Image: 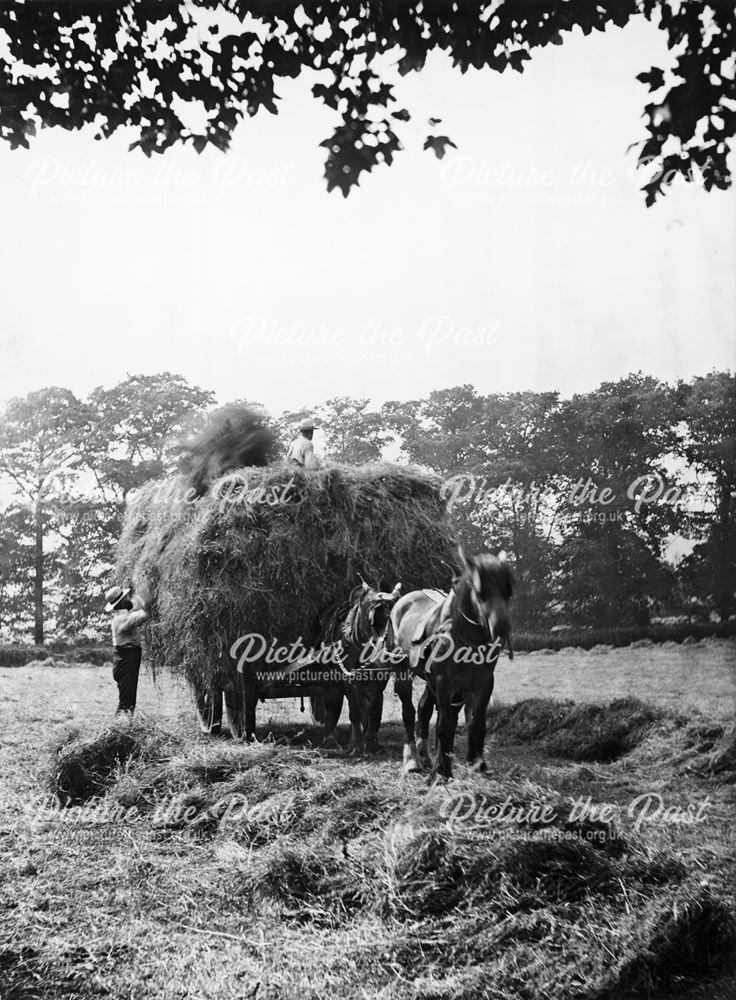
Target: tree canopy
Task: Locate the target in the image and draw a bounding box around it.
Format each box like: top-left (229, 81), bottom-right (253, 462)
top-left (0, 1), bottom-right (733, 201)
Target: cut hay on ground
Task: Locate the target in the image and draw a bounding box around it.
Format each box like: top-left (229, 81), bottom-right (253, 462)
top-left (116, 462), bottom-right (457, 688)
top-left (61, 727), bottom-right (736, 999)
top-left (486, 696), bottom-right (664, 762)
top-left (48, 718), bottom-right (182, 804)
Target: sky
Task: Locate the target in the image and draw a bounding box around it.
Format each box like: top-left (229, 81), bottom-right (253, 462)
top-left (0, 14), bottom-right (734, 419)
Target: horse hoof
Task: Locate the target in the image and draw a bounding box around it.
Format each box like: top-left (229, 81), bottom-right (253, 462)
top-left (416, 741), bottom-right (431, 769)
top-left (402, 760), bottom-right (423, 776)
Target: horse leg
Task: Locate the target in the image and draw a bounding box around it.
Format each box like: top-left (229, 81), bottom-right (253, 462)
top-left (363, 682), bottom-right (385, 753)
top-left (463, 694), bottom-right (474, 731)
top-left (223, 670), bottom-right (244, 739)
top-left (466, 676), bottom-right (495, 771)
top-left (430, 676), bottom-right (454, 781)
top-left (448, 700), bottom-right (461, 756)
top-left (194, 680), bottom-right (222, 736)
top-left (241, 669), bottom-right (258, 743)
top-left (415, 683), bottom-right (435, 770)
top-left (320, 689), bottom-right (344, 747)
top-left (346, 686), bottom-right (365, 755)
top-left (394, 674), bottom-right (420, 774)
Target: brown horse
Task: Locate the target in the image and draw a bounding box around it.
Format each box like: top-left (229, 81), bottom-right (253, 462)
top-left (309, 580), bottom-right (402, 753)
top-left (390, 549), bottom-right (514, 780)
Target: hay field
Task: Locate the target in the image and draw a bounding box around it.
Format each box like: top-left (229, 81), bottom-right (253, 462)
top-left (0, 641), bottom-right (734, 999)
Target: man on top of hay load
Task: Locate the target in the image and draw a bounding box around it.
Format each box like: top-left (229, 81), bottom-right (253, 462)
top-left (104, 585), bottom-right (148, 716)
top-left (287, 416), bottom-right (320, 469)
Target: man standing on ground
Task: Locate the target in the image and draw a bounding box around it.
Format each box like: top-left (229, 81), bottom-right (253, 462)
top-left (287, 417), bottom-right (320, 469)
top-left (104, 585), bottom-right (148, 716)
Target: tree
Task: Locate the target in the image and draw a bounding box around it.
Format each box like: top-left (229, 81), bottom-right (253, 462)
top-left (383, 385), bottom-right (489, 474)
top-left (53, 497), bottom-right (124, 639)
top-left (676, 371), bottom-right (736, 620)
top-left (385, 388), bottom-right (564, 624)
top-left (0, 2), bottom-right (732, 202)
top-left (555, 523), bottom-right (671, 628)
top-left (552, 373), bottom-right (683, 545)
top-left (550, 374), bottom-right (683, 625)
top-left (463, 392), bottom-right (563, 628)
top-left (0, 388), bottom-right (87, 643)
top-left (53, 373), bottom-right (216, 634)
top-left (316, 397), bottom-right (390, 465)
top-left (84, 373), bottom-right (216, 501)
top-left (0, 505), bottom-right (35, 639)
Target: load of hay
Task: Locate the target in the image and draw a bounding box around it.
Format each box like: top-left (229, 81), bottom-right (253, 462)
top-left (116, 457), bottom-right (457, 690)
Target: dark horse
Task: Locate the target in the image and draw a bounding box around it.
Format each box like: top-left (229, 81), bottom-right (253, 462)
top-left (390, 549), bottom-right (514, 780)
top-left (309, 580), bottom-right (402, 753)
top-left (196, 580), bottom-right (401, 743)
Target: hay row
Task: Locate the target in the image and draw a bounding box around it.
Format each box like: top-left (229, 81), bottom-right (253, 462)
top-left (486, 696), bottom-right (664, 762)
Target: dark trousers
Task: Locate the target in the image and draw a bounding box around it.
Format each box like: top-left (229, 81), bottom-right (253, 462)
top-left (113, 644), bottom-right (142, 714)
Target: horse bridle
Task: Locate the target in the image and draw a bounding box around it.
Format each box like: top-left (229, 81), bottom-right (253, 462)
top-left (448, 584), bottom-right (511, 656)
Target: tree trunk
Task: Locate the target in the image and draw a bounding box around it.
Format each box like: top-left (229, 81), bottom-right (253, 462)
top-left (34, 491), bottom-right (44, 645)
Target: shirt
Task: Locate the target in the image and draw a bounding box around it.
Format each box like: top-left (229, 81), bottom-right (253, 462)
top-left (112, 595), bottom-right (148, 647)
top-left (286, 435), bottom-right (318, 468)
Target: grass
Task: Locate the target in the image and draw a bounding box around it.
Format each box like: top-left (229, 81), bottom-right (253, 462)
top-left (0, 643), bottom-right (111, 668)
top-left (513, 620), bottom-right (736, 651)
top-left (1, 644), bottom-right (735, 999)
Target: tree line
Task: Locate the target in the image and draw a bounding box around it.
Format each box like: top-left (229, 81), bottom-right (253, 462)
top-left (0, 370), bottom-right (733, 643)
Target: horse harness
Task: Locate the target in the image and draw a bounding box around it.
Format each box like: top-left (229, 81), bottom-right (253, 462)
top-left (409, 587), bottom-right (505, 664)
top-left (336, 595), bottom-right (388, 677)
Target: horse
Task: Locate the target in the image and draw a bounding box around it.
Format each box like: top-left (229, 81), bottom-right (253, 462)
top-left (203, 580), bottom-right (401, 744)
top-left (309, 580), bottom-right (402, 753)
top-left (390, 549), bottom-right (514, 780)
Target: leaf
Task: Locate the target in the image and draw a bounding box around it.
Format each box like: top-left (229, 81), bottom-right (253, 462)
top-left (507, 49), bottom-right (531, 73)
top-left (397, 49), bottom-right (426, 75)
top-left (636, 67), bottom-right (665, 92)
top-left (423, 135), bottom-right (457, 159)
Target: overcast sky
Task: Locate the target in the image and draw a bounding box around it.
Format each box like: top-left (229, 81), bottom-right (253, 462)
top-left (1, 15), bottom-right (733, 418)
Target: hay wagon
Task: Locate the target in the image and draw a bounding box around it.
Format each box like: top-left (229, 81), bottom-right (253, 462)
top-left (117, 462), bottom-right (456, 741)
top-left (191, 639), bottom-right (349, 739)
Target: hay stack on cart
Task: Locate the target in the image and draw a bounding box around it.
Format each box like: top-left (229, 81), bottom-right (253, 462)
top-left (116, 459), bottom-right (457, 734)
